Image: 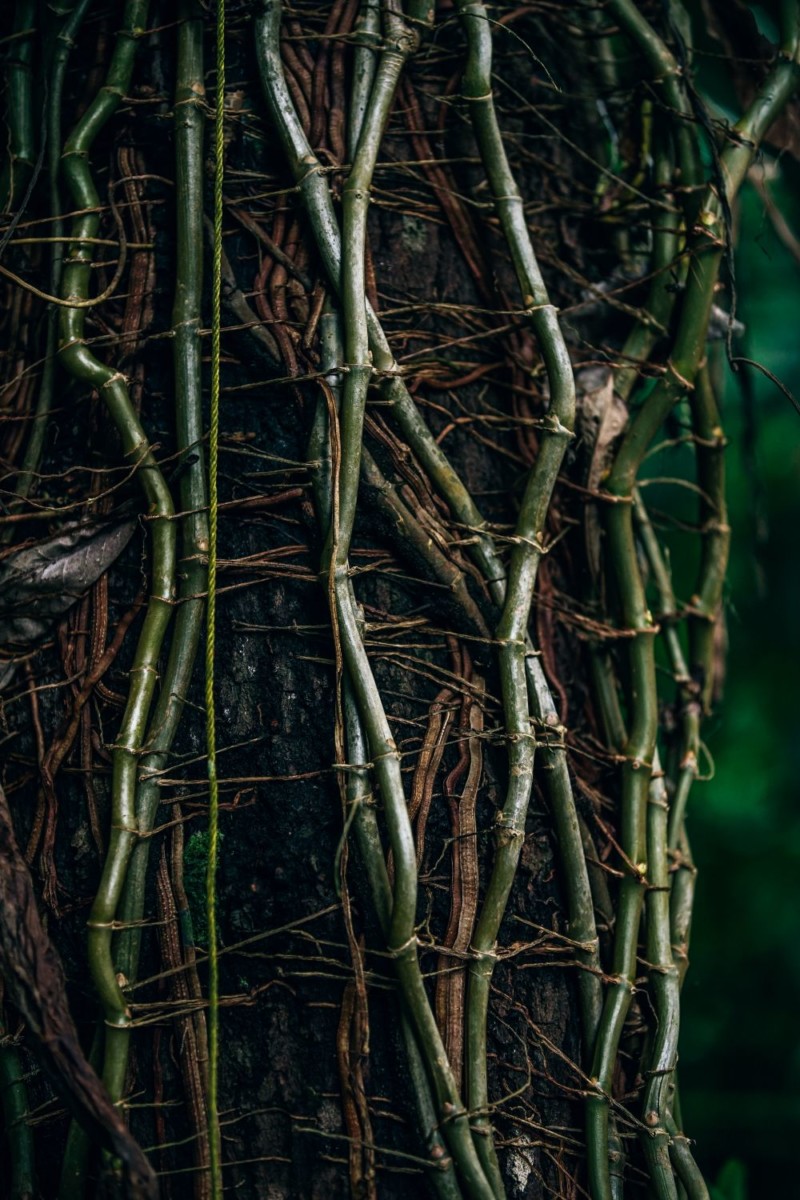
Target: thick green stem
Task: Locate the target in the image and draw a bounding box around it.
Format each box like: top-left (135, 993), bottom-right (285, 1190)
top-left (587, 448), bottom-right (657, 1200)
top-left (586, 496), bottom-right (656, 1200)
top-left (0, 1024), bottom-right (36, 1200)
top-left (688, 366), bottom-right (729, 713)
top-left (270, 5), bottom-right (495, 1193)
top-left (260, 12), bottom-right (598, 1189)
top-left (585, 647), bottom-right (629, 1200)
top-left (0, 0), bottom-right (36, 214)
top-left (254, 1), bottom-right (505, 590)
top-left (631, 484), bottom-right (710, 1200)
top-left (587, 37), bottom-right (799, 1197)
top-left (614, 149), bottom-right (680, 407)
top-left (608, 47), bottom-right (800, 502)
top-left (454, 5), bottom-right (577, 1191)
top-left (57, 0), bottom-right (176, 1103)
top-left (582, 139), bottom-right (682, 1200)
top-left (527, 657), bottom-right (603, 1053)
top-left (666, 1107), bottom-right (709, 1200)
top-left (632, 489), bottom-right (701, 860)
top-left (322, 1), bottom-right (414, 572)
top-left (604, 0), bottom-right (701, 199)
top-left (9, 0), bottom-right (93, 514)
top-left (583, 161), bottom-right (682, 1199)
top-left (58, 1025), bottom-right (104, 1199)
top-left (114, 0), bottom-right (209, 1046)
top-left (309, 304), bottom-right (491, 1200)
top-left (342, 678), bottom-right (464, 1200)
top-left (641, 759), bottom-right (680, 1200)
top-left (348, 0), bottom-right (381, 158)
top-left (632, 492), bottom-right (708, 1199)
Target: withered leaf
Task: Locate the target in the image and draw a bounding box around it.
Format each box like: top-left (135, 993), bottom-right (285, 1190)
top-left (0, 517), bottom-right (136, 649)
top-left (577, 369), bottom-right (628, 581)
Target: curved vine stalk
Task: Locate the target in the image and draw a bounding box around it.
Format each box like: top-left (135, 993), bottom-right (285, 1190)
top-left (585, 129), bottom-right (684, 1199)
top-left (348, 0), bottom-right (381, 160)
top-left (603, 0), bottom-right (701, 200)
top-left (205, 0), bottom-right (226, 1191)
top-left (259, 3), bottom-right (496, 1197)
top-left (255, 0), bottom-right (504, 591)
top-left (579, 103), bottom-right (685, 1200)
top-left (612, 149), bottom-right (681, 408)
top-left (632, 491), bottom-right (709, 1200)
top-left (526, 656), bottom-right (602, 1053)
top-left (0, 2), bottom-right (790, 1196)
top-left (0, 0), bottom-right (35, 217)
top-left (258, 7), bottom-right (600, 1193)
top-left (109, 1), bottom-right (210, 1171)
top-left (0, 1), bottom-right (42, 1144)
top-left (641, 756), bottom-right (681, 1199)
top-left (57, 9), bottom-right (209, 1189)
top-left (688, 365), bottom-right (730, 717)
top-left (57, 0), bottom-right (176, 1110)
top-left (343, 683), bottom-right (466, 1200)
top-left (8, 0), bottom-right (93, 517)
top-left (587, 433), bottom-right (656, 1200)
top-left (258, 0), bottom-right (798, 1188)
top-left (587, 7), bottom-right (800, 1195)
top-left (115, 0), bottom-right (209, 990)
top-left (312, 307), bottom-right (464, 1200)
top-left (0, 1019), bottom-right (35, 1200)
top-left (452, 5), bottom-right (581, 1191)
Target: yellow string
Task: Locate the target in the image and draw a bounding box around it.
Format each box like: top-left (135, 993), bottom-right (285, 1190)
top-left (206, 0), bottom-right (224, 1195)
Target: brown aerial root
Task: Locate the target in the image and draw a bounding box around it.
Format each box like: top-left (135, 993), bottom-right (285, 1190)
top-left (0, 782), bottom-right (157, 1200)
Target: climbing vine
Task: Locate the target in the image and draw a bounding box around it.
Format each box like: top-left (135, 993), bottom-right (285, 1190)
top-left (0, 1), bottom-right (797, 1198)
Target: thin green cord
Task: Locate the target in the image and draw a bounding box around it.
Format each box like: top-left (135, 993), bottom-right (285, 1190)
top-left (206, 0), bottom-right (225, 1195)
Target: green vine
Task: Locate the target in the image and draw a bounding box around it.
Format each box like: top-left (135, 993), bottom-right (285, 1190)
top-left (0, 2), bottom-right (796, 1196)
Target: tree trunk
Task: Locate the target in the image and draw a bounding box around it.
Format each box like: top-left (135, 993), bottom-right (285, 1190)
top-left (0, 2), bottom-right (796, 1198)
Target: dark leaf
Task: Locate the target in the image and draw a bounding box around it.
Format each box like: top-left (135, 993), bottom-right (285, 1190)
top-left (0, 517), bottom-right (136, 648)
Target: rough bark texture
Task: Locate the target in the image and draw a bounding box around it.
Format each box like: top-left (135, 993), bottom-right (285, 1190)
top-left (3, 0), bottom-right (790, 1196)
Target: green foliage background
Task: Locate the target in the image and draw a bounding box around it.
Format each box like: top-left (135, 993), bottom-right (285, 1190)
top-left (678, 159), bottom-right (800, 1191)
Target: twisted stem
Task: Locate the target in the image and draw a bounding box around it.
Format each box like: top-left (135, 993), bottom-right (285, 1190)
top-left (57, 0), bottom-right (176, 1110)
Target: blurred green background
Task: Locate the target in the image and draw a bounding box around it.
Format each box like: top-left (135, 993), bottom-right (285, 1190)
top-left (675, 156), bottom-right (800, 1194)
